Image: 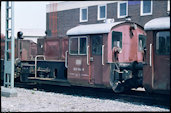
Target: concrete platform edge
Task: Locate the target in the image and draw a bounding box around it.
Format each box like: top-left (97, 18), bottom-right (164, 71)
top-left (1, 86), bottom-right (17, 97)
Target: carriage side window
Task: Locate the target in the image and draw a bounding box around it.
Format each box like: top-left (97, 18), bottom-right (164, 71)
top-left (91, 35), bottom-right (103, 55)
top-left (112, 31), bottom-right (122, 49)
top-left (69, 37), bottom-right (87, 55)
top-left (156, 31), bottom-right (170, 55)
top-left (138, 34), bottom-right (146, 51)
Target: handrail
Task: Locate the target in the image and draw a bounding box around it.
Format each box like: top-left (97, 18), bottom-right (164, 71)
top-left (102, 45), bottom-right (104, 65)
top-left (87, 45), bottom-right (89, 65)
top-left (35, 55), bottom-right (45, 78)
top-left (65, 51), bottom-right (68, 68)
top-left (150, 44), bottom-right (152, 67)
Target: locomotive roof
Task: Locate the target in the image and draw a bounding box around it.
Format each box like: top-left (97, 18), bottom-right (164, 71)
top-left (66, 21), bottom-right (125, 35)
top-left (144, 17), bottom-right (170, 31)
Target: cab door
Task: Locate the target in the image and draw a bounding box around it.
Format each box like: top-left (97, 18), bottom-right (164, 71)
top-left (90, 35), bottom-right (103, 85)
top-left (68, 36), bottom-right (89, 85)
top-left (153, 31), bottom-right (170, 90)
top-left (143, 31), bottom-right (154, 90)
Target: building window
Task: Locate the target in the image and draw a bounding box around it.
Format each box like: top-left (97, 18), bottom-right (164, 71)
top-left (98, 4), bottom-right (107, 20)
top-left (69, 36), bottom-right (88, 55)
top-left (141, 0), bottom-right (153, 16)
top-left (80, 7), bottom-right (88, 22)
top-left (138, 34), bottom-right (146, 51)
top-left (168, 0), bottom-right (170, 12)
top-left (156, 31), bottom-right (170, 55)
top-left (118, 1), bottom-right (128, 18)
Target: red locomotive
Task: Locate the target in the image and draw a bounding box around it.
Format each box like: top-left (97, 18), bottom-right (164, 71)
top-left (66, 19), bottom-right (146, 93)
top-left (143, 16), bottom-right (170, 94)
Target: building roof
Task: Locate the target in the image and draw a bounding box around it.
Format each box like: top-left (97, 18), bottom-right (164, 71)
top-left (66, 21), bottom-right (125, 35)
top-left (144, 17), bottom-right (170, 30)
top-left (46, 1), bottom-right (117, 13)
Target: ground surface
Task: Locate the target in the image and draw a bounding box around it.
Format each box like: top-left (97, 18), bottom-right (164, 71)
top-left (1, 87), bottom-right (170, 112)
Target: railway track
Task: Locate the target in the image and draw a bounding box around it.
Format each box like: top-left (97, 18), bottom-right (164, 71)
top-left (14, 82), bottom-right (170, 109)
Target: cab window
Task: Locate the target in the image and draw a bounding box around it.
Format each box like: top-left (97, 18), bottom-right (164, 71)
top-left (112, 31), bottom-right (122, 49)
top-left (156, 31), bottom-right (170, 55)
top-left (69, 36), bottom-right (87, 55)
top-left (91, 35), bottom-right (103, 55)
top-left (80, 38), bottom-right (87, 54)
top-left (138, 34), bottom-right (146, 51)
top-left (69, 38), bottom-right (78, 54)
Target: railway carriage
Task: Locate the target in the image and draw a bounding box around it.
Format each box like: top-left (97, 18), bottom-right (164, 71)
top-left (143, 17), bottom-right (170, 94)
top-left (0, 34), bottom-right (37, 61)
top-left (1, 34), bottom-right (37, 82)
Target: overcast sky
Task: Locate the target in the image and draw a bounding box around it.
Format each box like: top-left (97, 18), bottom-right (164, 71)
top-left (1, 1), bottom-right (49, 37)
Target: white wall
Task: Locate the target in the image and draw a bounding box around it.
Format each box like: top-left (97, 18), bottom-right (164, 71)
top-left (46, 1), bottom-right (118, 13)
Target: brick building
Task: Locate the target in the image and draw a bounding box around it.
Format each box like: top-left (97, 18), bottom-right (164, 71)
top-left (46, 0), bottom-right (170, 38)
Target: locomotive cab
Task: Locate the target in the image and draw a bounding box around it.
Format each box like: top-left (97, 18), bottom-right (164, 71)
top-left (143, 17), bottom-right (170, 94)
top-left (66, 19), bottom-right (146, 93)
top-left (108, 22), bottom-right (146, 93)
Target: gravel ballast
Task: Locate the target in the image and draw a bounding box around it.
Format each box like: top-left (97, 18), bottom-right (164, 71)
top-left (1, 87), bottom-right (170, 112)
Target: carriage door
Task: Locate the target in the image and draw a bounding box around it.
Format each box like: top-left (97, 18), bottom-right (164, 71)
top-left (90, 35), bottom-right (103, 85)
top-left (154, 31), bottom-right (170, 90)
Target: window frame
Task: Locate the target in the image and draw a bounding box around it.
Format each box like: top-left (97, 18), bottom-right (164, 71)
top-left (111, 31), bottom-right (123, 52)
top-left (91, 34), bottom-right (103, 55)
top-left (138, 34), bottom-right (146, 52)
top-left (155, 31), bottom-right (170, 55)
top-left (69, 36), bottom-right (88, 55)
top-left (140, 0), bottom-right (153, 16)
top-left (80, 7), bottom-right (88, 22)
top-left (168, 0), bottom-right (170, 12)
top-left (117, 1), bottom-right (128, 19)
top-left (97, 4), bottom-right (107, 21)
